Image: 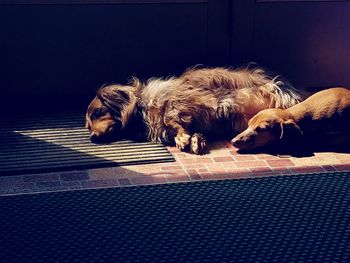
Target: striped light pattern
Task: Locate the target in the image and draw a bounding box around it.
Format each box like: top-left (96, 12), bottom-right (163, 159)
top-left (0, 113), bottom-right (174, 175)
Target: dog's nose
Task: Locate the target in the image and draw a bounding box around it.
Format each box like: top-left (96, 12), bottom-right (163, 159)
top-left (90, 132), bottom-right (98, 143)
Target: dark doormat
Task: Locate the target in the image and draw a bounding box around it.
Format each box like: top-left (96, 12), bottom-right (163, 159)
top-left (0, 113), bottom-right (174, 176)
top-left (1, 172), bottom-right (349, 262)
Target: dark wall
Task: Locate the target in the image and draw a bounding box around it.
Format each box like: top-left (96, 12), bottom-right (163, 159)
top-left (0, 2), bottom-right (217, 113)
top-left (2, 1), bottom-right (350, 114)
top-left (232, 0), bottom-right (350, 88)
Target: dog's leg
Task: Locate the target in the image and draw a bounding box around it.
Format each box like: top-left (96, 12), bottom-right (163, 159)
top-left (190, 133), bottom-right (206, 155)
top-left (164, 106), bottom-right (193, 150)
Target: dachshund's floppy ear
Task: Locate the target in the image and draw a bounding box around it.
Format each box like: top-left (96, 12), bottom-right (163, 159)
top-left (98, 85), bottom-right (138, 128)
top-left (280, 119), bottom-right (303, 140)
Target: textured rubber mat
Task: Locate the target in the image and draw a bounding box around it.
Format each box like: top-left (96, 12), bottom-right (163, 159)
top-left (1, 172), bottom-right (350, 262)
top-left (0, 113), bottom-right (174, 175)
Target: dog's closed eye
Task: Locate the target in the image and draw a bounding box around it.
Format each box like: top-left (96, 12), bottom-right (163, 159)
top-left (255, 126), bottom-right (263, 132)
top-left (90, 108), bottom-right (108, 120)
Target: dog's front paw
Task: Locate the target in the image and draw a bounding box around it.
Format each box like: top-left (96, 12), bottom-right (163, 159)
top-left (175, 133), bottom-right (191, 150)
top-left (190, 133), bottom-right (206, 155)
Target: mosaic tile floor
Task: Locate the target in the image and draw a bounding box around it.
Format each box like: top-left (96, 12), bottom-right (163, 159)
top-left (1, 141), bottom-right (350, 195)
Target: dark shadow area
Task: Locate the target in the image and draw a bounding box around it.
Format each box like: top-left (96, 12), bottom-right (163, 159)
top-left (0, 3), bottom-right (212, 115)
top-left (237, 138), bottom-right (350, 158)
top-left (0, 113), bottom-right (174, 176)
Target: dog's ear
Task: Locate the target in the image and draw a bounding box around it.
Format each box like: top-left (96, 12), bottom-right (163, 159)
top-left (98, 86), bottom-right (129, 115)
top-left (280, 119), bottom-right (303, 140)
top-left (98, 85), bottom-right (137, 128)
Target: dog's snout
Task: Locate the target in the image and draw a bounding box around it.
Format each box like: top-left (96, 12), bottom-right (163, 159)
top-left (90, 132), bottom-right (98, 143)
top-left (231, 137), bottom-right (243, 148)
top-left (231, 131), bottom-right (255, 149)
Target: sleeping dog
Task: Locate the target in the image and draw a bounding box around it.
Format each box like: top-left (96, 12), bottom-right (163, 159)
top-left (86, 66), bottom-right (305, 154)
top-left (231, 87), bottom-right (350, 151)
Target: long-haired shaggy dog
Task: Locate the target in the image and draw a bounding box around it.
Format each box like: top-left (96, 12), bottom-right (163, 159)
top-left (86, 66), bottom-right (306, 154)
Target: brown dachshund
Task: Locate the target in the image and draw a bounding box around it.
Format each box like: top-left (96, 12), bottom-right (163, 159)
top-left (86, 66), bottom-right (306, 153)
top-left (231, 87), bottom-right (350, 150)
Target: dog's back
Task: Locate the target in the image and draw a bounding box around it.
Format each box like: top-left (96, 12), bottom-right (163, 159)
top-left (140, 66), bottom-right (306, 144)
top-left (180, 67), bottom-right (304, 133)
top-left (288, 87), bottom-right (350, 133)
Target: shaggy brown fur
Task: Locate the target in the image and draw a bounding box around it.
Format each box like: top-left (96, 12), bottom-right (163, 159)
top-left (231, 87), bottom-right (350, 150)
top-left (86, 66), bottom-right (306, 153)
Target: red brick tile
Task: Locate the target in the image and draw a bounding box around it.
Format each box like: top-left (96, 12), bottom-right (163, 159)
top-left (166, 174), bottom-right (190, 183)
top-left (231, 155), bottom-right (257, 161)
top-left (267, 159), bottom-right (295, 168)
top-left (175, 153), bottom-right (190, 159)
top-left (336, 154), bottom-right (350, 161)
top-left (131, 176), bottom-right (167, 185)
top-left (118, 178), bottom-right (132, 186)
top-left (23, 173), bottom-right (59, 183)
top-left (250, 167), bottom-right (275, 175)
top-left (290, 166), bottom-right (325, 174)
top-left (221, 163), bottom-right (237, 171)
top-left (213, 157), bottom-right (234, 163)
top-left (190, 174), bottom-right (202, 181)
top-left (235, 161), bottom-right (268, 168)
top-left (226, 168), bottom-right (251, 178)
top-left (186, 169), bottom-right (202, 180)
top-left (113, 168), bottom-right (142, 178)
top-left (184, 164), bottom-right (206, 169)
top-left (333, 164), bottom-right (350, 171)
top-left (180, 158), bottom-right (213, 165)
top-left (186, 169), bottom-right (197, 175)
top-left (272, 167), bottom-right (292, 175)
top-left (256, 154), bottom-right (279, 160)
top-left (207, 166), bottom-right (226, 174)
top-left (81, 179), bottom-right (119, 189)
top-left (141, 171), bottom-right (179, 177)
top-left (60, 171), bottom-right (89, 181)
top-left (161, 165), bottom-right (183, 171)
top-left (197, 168), bottom-right (209, 173)
top-left (88, 168), bottom-right (116, 181)
top-left (184, 164), bottom-right (201, 172)
top-left (200, 172), bottom-right (228, 180)
top-left (322, 165), bottom-right (337, 172)
top-left (167, 147), bottom-right (181, 153)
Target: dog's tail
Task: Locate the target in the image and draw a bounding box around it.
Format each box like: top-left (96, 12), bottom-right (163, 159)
top-left (245, 63), bottom-right (309, 108)
top-left (261, 76), bottom-right (307, 109)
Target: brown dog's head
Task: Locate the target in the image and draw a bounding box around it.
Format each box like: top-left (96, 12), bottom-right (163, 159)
top-left (231, 108), bottom-right (303, 150)
top-left (85, 79), bottom-right (142, 143)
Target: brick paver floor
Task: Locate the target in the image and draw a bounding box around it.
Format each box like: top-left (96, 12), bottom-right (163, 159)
top-left (1, 141), bottom-right (350, 195)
